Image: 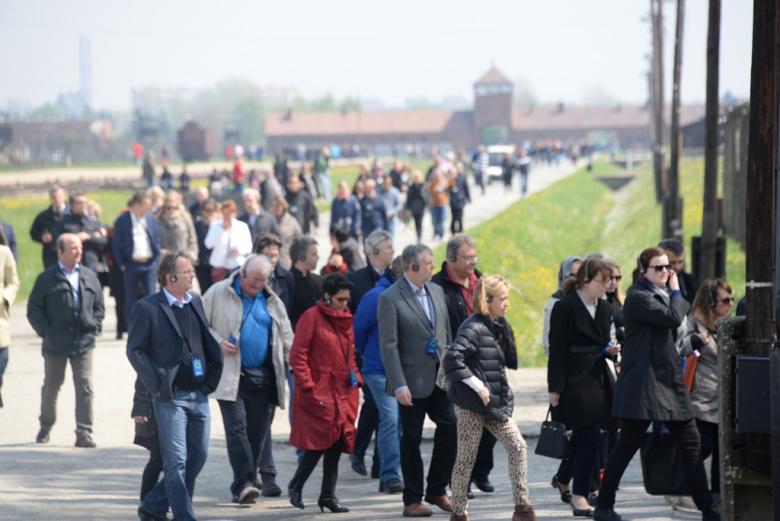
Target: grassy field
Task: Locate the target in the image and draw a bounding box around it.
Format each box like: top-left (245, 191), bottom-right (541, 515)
top-left (433, 158), bottom-right (746, 367)
top-left (1, 190), bottom-right (132, 301)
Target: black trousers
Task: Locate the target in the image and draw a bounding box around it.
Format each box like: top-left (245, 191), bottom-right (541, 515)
top-left (470, 429), bottom-right (496, 482)
top-left (217, 382), bottom-right (275, 497)
top-left (353, 384), bottom-right (379, 474)
top-left (399, 386), bottom-right (456, 506)
top-left (450, 208), bottom-right (464, 235)
top-left (288, 439), bottom-right (343, 499)
top-left (140, 436), bottom-right (164, 500)
top-left (571, 426), bottom-right (601, 496)
top-left (597, 418), bottom-right (713, 511)
top-left (696, 419), bottom-right (720, 495)
top-left (412, 212), bottom-right (424, 242)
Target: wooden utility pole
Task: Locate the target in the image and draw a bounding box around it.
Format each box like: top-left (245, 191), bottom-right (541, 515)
top-left (700, 0), bottom-right (721, 280)
top-left (650, 0), bottom-right (666, 205)
top-left (744, 0), bottom-right (780, 518)
top-left (667, 0), bottom-right (685, 241)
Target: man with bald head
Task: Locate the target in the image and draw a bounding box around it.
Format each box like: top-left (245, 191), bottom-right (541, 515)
top-left (27, 233), bottom-right (105, 447)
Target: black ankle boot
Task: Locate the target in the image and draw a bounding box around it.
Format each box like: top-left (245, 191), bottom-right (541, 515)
top-left (702, 504), bottom-right (721, 521)
top-left (318, 497), bottom-right (349, 513)
top-left (288, 487), bottom-right (304, 509)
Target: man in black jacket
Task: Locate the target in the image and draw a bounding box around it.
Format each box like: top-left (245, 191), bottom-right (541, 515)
top-left (347, 229), bottom-right (394, 314)
top-left (29, 185), bottom-right (69, 269)
top-left (127, 252), bottom-right (223, 521)
top-left (52, 192), bottom-right (108, 273)
top-left (27, 233), bottom-right (105, 448)
top-left (360, 179), bottom-right (388, 239)
top-left (285, 175), bottom-right (319, 236)
top-left (431, 234), bottom-right (496, 494)
top-left (658, 238), bottom-right (699, 305)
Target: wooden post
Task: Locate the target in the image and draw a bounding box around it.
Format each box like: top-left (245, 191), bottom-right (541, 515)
top-left (700, 0), bottom-right (721, 280)
top-left (668, 0), bottom-right (685, 240)
top-left (650, 0), bottom-right (666, 206)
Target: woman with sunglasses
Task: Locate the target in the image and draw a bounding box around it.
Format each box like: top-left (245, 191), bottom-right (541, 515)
top-left (548, 256), bottom-right (616, 517)
top-left (676, 279), bottom-right (733, 505)
top-left (593, 247), bottom-right (720, 521)
top-left (288, 273), bottom-right (360, 513)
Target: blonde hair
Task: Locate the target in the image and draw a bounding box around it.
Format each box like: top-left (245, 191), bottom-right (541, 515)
top-left (473, 275), bottom-right (509, 316)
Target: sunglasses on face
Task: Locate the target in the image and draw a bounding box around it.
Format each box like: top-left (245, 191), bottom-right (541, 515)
top-left (718, 297), bottom-right (734, 305)
top-left (609, 275), bottom-right (623, 282)
top-left (648, 264), bottom-right (672, 273)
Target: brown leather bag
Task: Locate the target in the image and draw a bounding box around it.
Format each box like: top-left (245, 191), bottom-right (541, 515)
top-left (683, 353), bottom-right (698, 392)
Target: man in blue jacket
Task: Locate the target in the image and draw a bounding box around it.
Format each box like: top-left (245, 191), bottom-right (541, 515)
top-left (353, 256), bottom-right (404, 494)
top-left (127, 252), bottom-right (223, 521)
top-left (112, 191), bottom-right (161, 325)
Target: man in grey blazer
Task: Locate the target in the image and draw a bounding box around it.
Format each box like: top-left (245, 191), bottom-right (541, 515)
top-left (378, 244), bottom-right (456, 518)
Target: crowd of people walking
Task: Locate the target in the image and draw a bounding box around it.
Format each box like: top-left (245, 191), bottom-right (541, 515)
top-left (0, 151), bottom-right (732, 521)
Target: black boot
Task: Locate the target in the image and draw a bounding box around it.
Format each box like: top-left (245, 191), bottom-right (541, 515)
top-left (318, 497), bottom-right (349, 513)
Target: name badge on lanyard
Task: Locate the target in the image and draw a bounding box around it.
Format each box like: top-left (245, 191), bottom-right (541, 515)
top-left (425, 336), bottom-right (439, 358)
top-left (192, 357), bottom-right (205, 378)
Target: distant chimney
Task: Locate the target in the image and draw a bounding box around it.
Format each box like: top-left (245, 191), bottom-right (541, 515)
top-left (614, 103), bottom-right (622, 112)
top-left (556, 102), bottom-right (564, 113)
top-left (283, 108), bottom-right (293, 121)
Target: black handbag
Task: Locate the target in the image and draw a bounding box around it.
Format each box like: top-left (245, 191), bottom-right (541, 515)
top-left (534, 406), bottom-right (571, 459)
top-left (640, 429), bottom-right (692, 495)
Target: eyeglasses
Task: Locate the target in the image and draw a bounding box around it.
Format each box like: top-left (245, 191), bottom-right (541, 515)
top-left (648, 264), bottom-right (672, 273)
top-left (609, 275), bottom-right (623, 282)
top-left (718, 297), bottom-right (734, 305)
top-left (164, 206), bottom-right (179, 211)
top-left (459, 255), bottom-right (478, 263)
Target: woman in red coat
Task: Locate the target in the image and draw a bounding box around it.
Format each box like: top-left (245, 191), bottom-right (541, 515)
top-left (288, 273), bottom-right (361, 513)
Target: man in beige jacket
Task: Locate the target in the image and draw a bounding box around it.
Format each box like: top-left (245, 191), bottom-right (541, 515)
top-left (0, 243), bottom-right (19, 407)
top-left (202, 254), bottom-right (293, 503)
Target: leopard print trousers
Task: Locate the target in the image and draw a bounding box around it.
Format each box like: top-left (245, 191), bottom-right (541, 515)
top-left (451, 405), bottom-right (530, 515)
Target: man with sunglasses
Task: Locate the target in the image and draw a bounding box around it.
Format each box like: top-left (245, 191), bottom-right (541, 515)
top-left (658, 238), bottom-right (699, 305)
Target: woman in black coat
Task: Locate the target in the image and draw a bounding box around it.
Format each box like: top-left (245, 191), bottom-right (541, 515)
top-left (593, 247), bottom-right (719, 521)
top-left (548, 257), bottom-right (616, 517)
top-left (444, 275), bottom-right (537, 521)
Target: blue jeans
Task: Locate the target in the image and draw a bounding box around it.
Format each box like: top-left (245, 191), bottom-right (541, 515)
top-left (518, 168), bottom-right (528, 195)
top-left (316, 172), bottom-right (332, 200)
top-left (143, 389), bottom-right (210, 521)
top-left (364, 373), bottom-right (401, 482)
top-left (431, 206), bottom-right (446, 239)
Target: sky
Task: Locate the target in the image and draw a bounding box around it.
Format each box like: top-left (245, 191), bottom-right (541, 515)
top-left (0, 0), bottom-right (753, 111)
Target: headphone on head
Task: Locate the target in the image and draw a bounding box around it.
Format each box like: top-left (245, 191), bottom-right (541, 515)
top-left (170, 274), bottom-right (178, 283)
top-left (412, 263), bottom-right (420, 272)
top-left (582, 257), bottom-right (592, 283)
top-left (637, 256), bottom-right (647, 274)
top-left (240, 254), bottom-right (256, 278)
top-left (705, 280), bottom-right (718, 308)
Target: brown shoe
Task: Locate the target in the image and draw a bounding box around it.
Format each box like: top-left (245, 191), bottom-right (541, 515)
top-left (512, 504), bottom-right (538, 521)
top-left (424, 493), bottom-right (453, 512)
top-left (403, 502), bottom-right (433, 517)
top-left (450, 513), bottom-right (469, 521)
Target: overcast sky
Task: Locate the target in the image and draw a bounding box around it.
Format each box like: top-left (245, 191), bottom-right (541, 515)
top-left (0, 0), bottom-right (753, 111)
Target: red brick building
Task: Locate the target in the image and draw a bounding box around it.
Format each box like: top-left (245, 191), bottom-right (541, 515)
top-left (265, 66), bottom-right (705, 156)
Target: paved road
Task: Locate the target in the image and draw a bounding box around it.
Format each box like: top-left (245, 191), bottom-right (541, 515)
top-left (0, 161), bottom-right (695, 520)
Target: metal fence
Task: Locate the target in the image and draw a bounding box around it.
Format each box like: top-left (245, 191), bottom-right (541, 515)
top-left (1, 139), bottom-right (136, 168)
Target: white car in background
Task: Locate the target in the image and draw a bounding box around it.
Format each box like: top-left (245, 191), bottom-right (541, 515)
top-left (486, 144), bottom-right (515, 184)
